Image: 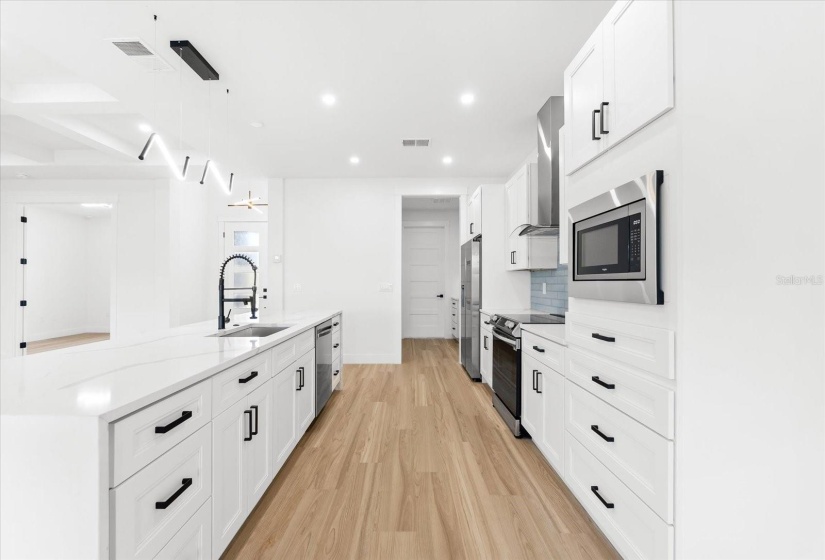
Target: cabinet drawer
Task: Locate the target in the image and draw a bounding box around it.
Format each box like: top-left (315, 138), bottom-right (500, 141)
top-left (332, 329), bottom-right (341, 359)
top-left (332, 357), bottom-right (342, 390)
top-left (565, 435), bottom-right (673, 560)
top-left (480, 312), bottom-right (492, 329)
top-left (565, 381), bottom-right (673, 522)
top-left (112, 425), bottom-right (212, 560)
top-left (153, 498), bottom-right (211, 559)
top-left (452, 325), bottom-right (458, 339)
top-left (272, 329), bottom-right (315, 374)
top-left (522, 331), bottom-right (564, 373)
top-left (212, 352), bottom-right (269, 416)
top-left (566, 348), bottom-right (673, 438)
top-left (112, 381), bottom-right (211, 487)
top-left (331, 315), bottom-right (342, 333)
top-left (566, 312), bottom-right (674, 379)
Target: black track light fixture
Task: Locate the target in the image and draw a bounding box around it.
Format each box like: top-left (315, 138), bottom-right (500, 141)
top-left (228, 173), bottom-right (234, 193)
top-left (181, 156), bottom-right (190, 179)
top-left (200, 160), bottom-right (211, 185)
top-left (138, 133), bottom-right (157, 160)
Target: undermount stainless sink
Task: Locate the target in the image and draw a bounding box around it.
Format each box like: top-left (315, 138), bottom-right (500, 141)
top-left (212, 324), bottom-right (293, 338)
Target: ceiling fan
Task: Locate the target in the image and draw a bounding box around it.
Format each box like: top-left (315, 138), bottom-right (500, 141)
top-left (228, 190), bottom-right (268, 213)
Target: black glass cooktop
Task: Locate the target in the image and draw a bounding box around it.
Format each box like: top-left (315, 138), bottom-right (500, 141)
top-left (498, 313), bottom-right (565, 325)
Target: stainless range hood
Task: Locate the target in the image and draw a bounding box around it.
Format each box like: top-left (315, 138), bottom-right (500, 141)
top-left (518, 95), bottom-right (564, 237)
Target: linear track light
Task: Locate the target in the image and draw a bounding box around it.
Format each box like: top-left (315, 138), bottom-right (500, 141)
top-left (228, 173), bottom-right (234, 193)
top-left (200, 160), bottom-right (211, 185)
top-left (182, 156), bottom-right (190, 179)
top-left (138, 133), bottom-right (157, 160)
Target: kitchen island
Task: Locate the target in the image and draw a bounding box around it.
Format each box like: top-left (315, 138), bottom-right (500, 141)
top-left (0, 310), bottom-right (343, 560)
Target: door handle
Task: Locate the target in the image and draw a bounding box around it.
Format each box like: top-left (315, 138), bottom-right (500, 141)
top-left (251, 405), bottom-right (259, 436)
top-left (532, 345), bottom-right (545, 353)
top-left (334, 343), bottom-right (340, 348)
top-left (532, 369), bottom-right (537, 392)
top-left (155, 478), bottom-right (193, 509)
top-left (592, 109), bottom-right (601, 141)
top-left (298, 366), bottom-right (305, 388)
top-left (591, 424), bottom-right (614, 442)
top-left (591, 486), bottom-right (614, 509)
top-left (238, 370), bottom-right (258, 384)
top-left (536, 370), bottom-right (542, 394)
top-left (334, 369), bottom-right (340, 376)
top-left (244, 409), bottom-right (253, 441)
top-left (155, 410), bottom-right (193, 434)
top-left (296, 368), bottom-right (302, 391)
top-left (483, 335), bottom-right (488, 350)
top-left (591, 333), bottom-right (615, 343)
top-left (436, 294), bottom-right (444, 298)
top-left (470, 223), bottom-right (474, 234)
top-left (599, 102), bottom-right (609, 134)
top-left (591, 376), bottom-right (616, 390)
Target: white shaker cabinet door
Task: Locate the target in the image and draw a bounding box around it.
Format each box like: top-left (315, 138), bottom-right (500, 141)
top-left (246, 381), bottom-right (275, 509)
top-left (521, 353), bottom-right (544, 441)
top-left (211, 399), bottom-right (248, 558)
top-left (272, 372), bottom-right (297, 474)
top-left (538, 367), bottom-right (565, 477)
top-left (602, 0), bottom-right (674, 147)
top-left (564, 25), bottom-right (606, 173)
top-left (294, 351), bottom-right (316, 438)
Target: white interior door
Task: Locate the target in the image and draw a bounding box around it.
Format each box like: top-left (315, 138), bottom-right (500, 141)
top-left (222, 222), bottom-right (268, 317)
top-left (403, 225), bottom-right (446, 338)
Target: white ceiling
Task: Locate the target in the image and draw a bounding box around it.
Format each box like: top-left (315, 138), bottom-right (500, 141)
top-left (0, 1), bottom-right (612, 181)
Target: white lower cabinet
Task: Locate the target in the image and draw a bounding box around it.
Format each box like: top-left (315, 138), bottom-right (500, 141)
top-left (155, 498), bottom-right (212, 560)
top-left (212, 381), bottom-right (274, 558)
top-left (565, 436), bottom-right (673, 560)
top-left (521, 352), bottom-right (564, 475)
top-left (294, 350), bottom-right (316, 438)
top-left (272, 363), bottom-right (298, 472)
top-left (480, 326), bottom-right (493, 387)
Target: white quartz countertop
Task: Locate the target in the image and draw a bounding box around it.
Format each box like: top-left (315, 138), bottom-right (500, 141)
top-left (0, 310), bottom-right (340, 422)
top-left (520, 324), bottom-right (567, 347)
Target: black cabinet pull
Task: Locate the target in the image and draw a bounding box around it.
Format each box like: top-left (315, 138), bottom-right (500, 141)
top-left (251, 405), bottom-right (259, 436)
top-left (470, 223), bottom-right (474, 234)
top-left (532, 369), bottom-right (538, 392)
top-left (536, 370), bottom-right (543, 394)
top-left (334, 369), bottom-right (340, 376)
top-left (156, 478), bottom-right (193, 509)
top-left (244, 410), bottom-right (253, 441)
top-left (155, 410), bottom-right (193, 434)
top-left (334, 343), bottom-right (340, 348)
top-left (599, 101), bottom-right (610, 134)
top-left (296, 367), bottom-right (304, 390)
top-left (591, 486), bottom-right (614, 509)
top-left (436, 294), bottom-right (444, 298)
top-left (591, 376), bottom-right (616, 390)
top-left (532, 345), bottom-right (545, 353)
top-left (333, 322), bottom-right (339, 327)
top-left (591, 333), bottom-right (615, 343)
top-left (592, 109), bottom-right (601, 140)
top-left (591, 425), bottom-right (614, 442)
top-left (483, 321), bottom-right (491, 325)
top-left (238, 370), bottom-right (258, 384)
top-left (483, 335), bottom-right (488, 350)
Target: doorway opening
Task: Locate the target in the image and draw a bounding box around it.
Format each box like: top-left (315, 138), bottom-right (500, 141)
top-left (401, 196), bottom-right (460, 363)
top-left (220, 221), bottom-right (269, 321)
top-left (23, 203), bottom-right (114, 354)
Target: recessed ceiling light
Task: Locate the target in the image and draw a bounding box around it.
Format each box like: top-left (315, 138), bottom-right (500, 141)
top-left (442, 156), bottom-right (453, 165)
top-left (15, 173), bottom-right (29, 179)
top-left (350, 156), bottom-right (360, 164)
top-left (80, 203), bottom-right (113, 209)
top-left (460, 93), bottom-right (475, 105)
top-left (249, 121), bottom-right (264, 128)
top-left (138, 123), bottom-right (152, 133)
top-left (321, 93), bottom-right (336, 106)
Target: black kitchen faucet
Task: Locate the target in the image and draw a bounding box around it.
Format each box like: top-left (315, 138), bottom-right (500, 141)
top-left (218, 254), bottom-right (258, 329)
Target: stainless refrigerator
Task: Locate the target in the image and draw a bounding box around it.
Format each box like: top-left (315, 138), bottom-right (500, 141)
top-left (460, 239), bottom-right (481, 381)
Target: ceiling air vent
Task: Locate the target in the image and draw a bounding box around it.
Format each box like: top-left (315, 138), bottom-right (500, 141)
top-left (109, 38), bottom-right (173, 72)
top-left (401, 138), bottom-right (430, 147)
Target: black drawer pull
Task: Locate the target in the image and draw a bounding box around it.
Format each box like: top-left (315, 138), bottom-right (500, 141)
top-left (536, 370), bottom-right (542, 394)
top-left (334, 343), bottom-right (340, 349)
top-left (244, 409), bottom-right (253, 441)
top-left (592, 109), bottom-right (601, 141)
top-left (296, 367), bottom-right (303, 391)
top-left (532, 345), bottom-right (545, 353)
top-left (591, 333), bottom-right (615, 343)
top-left (591, 486), bottom-right (614, 509)
top-left (591, 376), bottom-right (615, 390)
top-left (591, 425), bottom-right (614, 442)
top-left (155, 478), bottom-right (193, 509)
top-left (238, 370), bottom-right (259, 384)
top-left (250, 405), bottom-right (259, 436)
top-left (599, 101), bottom-right (610, 134)
top-left (155, 410), bottom-right (193, 434)
top-left (334, 369), bottom-right (340, 376)
top-left (483, 321), bottom-right (490, 325)
top-left (333, 322), bottom-right (339, 327)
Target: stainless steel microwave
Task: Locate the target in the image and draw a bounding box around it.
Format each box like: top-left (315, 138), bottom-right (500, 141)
top-left (568, 171), bottom-right (664, 305)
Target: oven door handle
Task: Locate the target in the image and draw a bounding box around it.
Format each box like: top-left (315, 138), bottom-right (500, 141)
top-left (492, 331), bottom-right (519, 350)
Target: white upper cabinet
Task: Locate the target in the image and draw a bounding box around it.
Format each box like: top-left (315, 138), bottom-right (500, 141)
top-left (564, 0), bottom-right (674, 173)
top-left (504, 164), bottom-right (535, 236)
top-left (564, 26), bottom-right (606, 173)
top-left (468, 187), bottom-right (482, 240)
top-left (558, 126), bottom-right (569, 265)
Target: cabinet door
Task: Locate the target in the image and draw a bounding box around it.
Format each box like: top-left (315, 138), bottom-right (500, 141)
top-left (505, 167), bottom-right (529, 235)
top-left (539, 367), bottom-right (565, 476)
top-left (294, 353), bottom-right (316, 438)
top-left (564, 25), bottom-right (606, 173)
top-left (520, 354), bottom-right (543, 440)
top-left (246, 381), bottom-right (274, 509)
top-left (508, 235), bottom-right (529, 270)
top-left (558, 126), bottom-right (569, 264)
top-left (603, 0), bottom-right (674, 147)
top-left (212, 398), bottom-right (248, 558)
top-left (271, 373), bottom-right (297, 473)
top-left (480, 330), bottom-right (493, 385)
top-left (468, 188), bottom-right (482, 238)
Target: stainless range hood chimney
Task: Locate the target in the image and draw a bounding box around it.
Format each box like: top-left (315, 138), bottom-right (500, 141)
top-left (518, 95), bottom-right (564, 237)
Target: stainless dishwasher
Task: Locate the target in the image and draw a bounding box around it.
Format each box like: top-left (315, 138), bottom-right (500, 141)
top-left (315, 320), bottom-right (333, 416)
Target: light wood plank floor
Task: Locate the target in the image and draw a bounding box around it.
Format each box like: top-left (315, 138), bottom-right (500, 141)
top-left (224, 338), bottom-right (618, 560)
top-left (26, 332), bottom-right (109, 355)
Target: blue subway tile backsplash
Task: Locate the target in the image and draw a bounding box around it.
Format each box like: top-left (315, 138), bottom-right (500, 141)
top-left (531, 265), bottom-right (568, 315)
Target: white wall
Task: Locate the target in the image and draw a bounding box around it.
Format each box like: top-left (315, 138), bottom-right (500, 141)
top-left (22, 206), bottom-right (112, 340)
top-left (282, 177), bottom-right (500, 363)
top-left (401, 206), bottom-right (460, 338)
